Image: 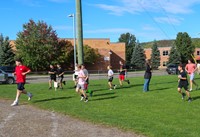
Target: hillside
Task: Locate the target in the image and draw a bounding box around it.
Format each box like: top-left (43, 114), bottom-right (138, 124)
top-left (141, 38), bottom-right (200, 48)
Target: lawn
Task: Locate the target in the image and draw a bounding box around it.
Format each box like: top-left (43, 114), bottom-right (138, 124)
top-left (1, 75), bottom-right (200, 137)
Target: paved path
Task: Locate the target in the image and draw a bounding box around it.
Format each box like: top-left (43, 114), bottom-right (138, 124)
top-left (27, 70), bottom-right (168, 83)
top-left (0, 100), bottom-right (145, 137)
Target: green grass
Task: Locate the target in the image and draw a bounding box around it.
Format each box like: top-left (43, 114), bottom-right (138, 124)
top-left (1, 75), bottom-right (200, 137)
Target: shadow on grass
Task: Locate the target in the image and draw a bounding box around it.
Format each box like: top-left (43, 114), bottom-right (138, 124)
top-left (192, 96), bottom-right (200, 101)
top-left (92, 92), bottom-right (115, 97)
top-left (153, 87), bottom-right (173, 91)
top-left (33, 96), bottom-right (73, 103)
top-left (91, 96), bottom-right (118, 101)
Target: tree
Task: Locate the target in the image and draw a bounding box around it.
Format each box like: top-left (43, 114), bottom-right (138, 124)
top-left (167, 44), bottom-right (181, 65)
top-left (151, 40), bottom-right (160, 69)
top-left (0, 34), bottom-right (15, 66)
top-left (15, 19), bottom-right (70, 71)
top-left (118, 32), bottom-right (136, 65)
top-left (131, 40), bottom-right (146, 69)
top-left (175, 32), bottom-right (194, 63)
top-left (83, 45), bottom-right (100, 64)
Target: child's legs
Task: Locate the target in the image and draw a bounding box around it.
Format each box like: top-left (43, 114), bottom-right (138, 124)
top-left (177, 87), bottom-right (182, 94)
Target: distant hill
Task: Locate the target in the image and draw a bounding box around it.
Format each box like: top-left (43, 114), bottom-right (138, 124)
top-left (141, 38), bottom-right (200, 48)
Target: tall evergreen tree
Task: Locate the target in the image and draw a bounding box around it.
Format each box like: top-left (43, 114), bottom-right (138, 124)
top-left (0, 34), bottom-right (15, 66)
top-left (131, 40), bottom-right (146, 69)
top-left (175, 32), bottom-right (194, 63)
top-left (118, 32), bottom-right (136, 65)
top-left (167, 44), bottom-right (181, 65)
top-left (151, 40), bottom-right (160, 69)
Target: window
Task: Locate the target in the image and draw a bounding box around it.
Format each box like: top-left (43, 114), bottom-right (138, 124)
top-left (197, 51), bottom-right (200, 55)
top-left (163, 61), bottom-right (167, 67)
top-left (163, 51), bottom-right (169, 56)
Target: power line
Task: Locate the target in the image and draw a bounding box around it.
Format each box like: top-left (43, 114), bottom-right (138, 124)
top-left (137, 0), bottom-right (171, 40)
top-left (157, 0), bottom-right (178, 33)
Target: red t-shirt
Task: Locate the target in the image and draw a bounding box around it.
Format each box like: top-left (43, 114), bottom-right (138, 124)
top-left (15, 65), bottom-right (30, 83)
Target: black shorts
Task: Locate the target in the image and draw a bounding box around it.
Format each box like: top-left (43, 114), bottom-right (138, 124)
top-left (50, 77), bottom-right (56, 81)
top-left (17, 83), bottom-right (25, 90)
top-left (108, 77), bottom-right (113, 82)
top-left (178, 82), bottom-right (188, 90)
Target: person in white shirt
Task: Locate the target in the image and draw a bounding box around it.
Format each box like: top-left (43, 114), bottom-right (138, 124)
top-left (107, 65), bottom-right (117, 90)
top-left (76, 65), bottom-right (88, 102)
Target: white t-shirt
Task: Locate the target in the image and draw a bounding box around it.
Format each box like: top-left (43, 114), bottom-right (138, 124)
top-left (78, 70), bottom-right (86, 85)
top-left (74, 66), bottom-right (79, 75)
top-left (108, 69), bottom-right (114, 77)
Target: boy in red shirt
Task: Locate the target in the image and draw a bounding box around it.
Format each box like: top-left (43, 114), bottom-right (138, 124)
top-left (11, 58), bottom-right (32, 106)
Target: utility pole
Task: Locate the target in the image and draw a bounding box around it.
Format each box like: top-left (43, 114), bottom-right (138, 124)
top-left (76, 0), bottom-right (84, 64)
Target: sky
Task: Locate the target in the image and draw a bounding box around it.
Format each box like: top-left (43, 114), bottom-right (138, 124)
top-left (0, 0), bottom-right (200, 43)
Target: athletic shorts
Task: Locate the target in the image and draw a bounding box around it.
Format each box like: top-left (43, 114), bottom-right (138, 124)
top-left (108, 77), bottom-right (113, 82)
top-left (84, 83), bottom-right (88, 90)
top-left (119, 75), bottom-right (125, 81)
top-left (57, 77), bottom-right (63, 83)
top-left (189, 73), bottom-right (195, 81)
top-left (17, 83), bottom-right (25, 90)
top-left (76, 84), bottom-right (86, 90)
top-left (50, 77), bottom-right (56, 81)
top-left (178, 82), bottom-right (188, 90)
top-left (73, 74), bottom-right (78, 81)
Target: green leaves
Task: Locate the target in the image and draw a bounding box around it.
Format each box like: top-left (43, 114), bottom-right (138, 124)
top-left (131, 41), bottom-right (146, 69)
top-left (175, 32), bottom-right (194, 63)
top-left (0, 34), bottom-right (15, 66)
top-left (151, 40), bottom-right (160, 69)
top-left (15, 20), bottom-right (72, 71)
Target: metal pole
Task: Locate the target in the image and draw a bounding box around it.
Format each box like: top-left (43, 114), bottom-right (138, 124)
top-left (73, 14), bottom-right (76, 68)
top-left (76, 0), bottom-right (84, 64)
top-left (68, 14), bottom-right (76, 69)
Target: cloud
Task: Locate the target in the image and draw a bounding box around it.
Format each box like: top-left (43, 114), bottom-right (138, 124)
top-left (142, 25), bottom-right (157, 31)
top-left (93, 0), bottom-right (200, 15)
top-left (154, 16), bottom-right (184, 25)
top-left (85, 28), bottom-right (134, 34)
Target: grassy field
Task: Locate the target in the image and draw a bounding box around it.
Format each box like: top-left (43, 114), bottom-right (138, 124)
top-left (1, 75), bottom-right (200, 137)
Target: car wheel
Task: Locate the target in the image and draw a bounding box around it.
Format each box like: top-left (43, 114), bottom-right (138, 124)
top-left (7, 78), bottom-right (14, 84)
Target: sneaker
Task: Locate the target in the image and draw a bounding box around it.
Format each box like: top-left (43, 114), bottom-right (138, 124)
top-left (11, 101), bottom-right (18, 106)
top-left (80, 96), bottom-right (84, 101)
top-left (189, 89), bottom-right (192, 92)
top-left (114, 85), bottom-right (117, 89)
top-left (110, 88), bottom-right (113, 90)
top-left (84, 98), bottom-right (88, 102)
top-left (63, 81), bottom-right (66, 85)
top-left (188, 98), bottom-right (192, 102)
top-left (127, 80), bottom-right (130, 84)
top-left (49, 87), bottom-right (52, 90)
top-left (74, 85), bottom-right (77, 88)
top-left (28, 93), bottom-right (33, 101)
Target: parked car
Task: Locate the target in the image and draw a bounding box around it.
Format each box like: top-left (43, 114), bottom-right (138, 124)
top-left (0, 66), bottom-right (15, 73)
top-left (166, 64), bottom-right (178, 75)
top-left (0, 68), bottom-right (15, 84)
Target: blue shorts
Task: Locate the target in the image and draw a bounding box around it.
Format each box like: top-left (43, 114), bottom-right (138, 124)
top-left (17, 83), bottom-right (25, 90)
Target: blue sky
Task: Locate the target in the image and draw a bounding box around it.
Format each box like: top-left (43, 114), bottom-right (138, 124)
top-left (1, 0), bottom-right (200, 42)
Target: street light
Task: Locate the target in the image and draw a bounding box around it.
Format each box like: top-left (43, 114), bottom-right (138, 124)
top-left (68, 13), bottom-right (76, 68)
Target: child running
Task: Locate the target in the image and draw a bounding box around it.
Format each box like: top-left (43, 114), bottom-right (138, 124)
top-left (76, 65), bottom-right (88, 102)
top-left (107, 65), bottom-right (117, 90)
top-left (178, 64), bottom-right (192, 102)
top-left (11, 58), bottom-right (33, 106)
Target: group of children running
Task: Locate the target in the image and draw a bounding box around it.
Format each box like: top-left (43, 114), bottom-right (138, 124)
top-left (10, 58), bottom-right (199, 106)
